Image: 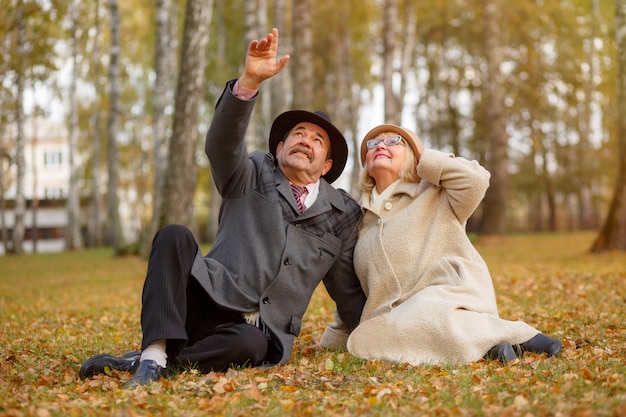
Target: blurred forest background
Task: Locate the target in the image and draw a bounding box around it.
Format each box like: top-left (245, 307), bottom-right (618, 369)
top-left (1, 0), bottom-right (625, 257)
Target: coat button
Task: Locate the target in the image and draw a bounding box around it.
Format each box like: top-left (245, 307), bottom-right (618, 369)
top-left (377, 218), bottom-right (382, 225)
top-left (384, 201), bottom-right (393, 210)
top-left (262, 297), bottom-right (270, 304)
top-left (284, 258), bottom-right (291, 265)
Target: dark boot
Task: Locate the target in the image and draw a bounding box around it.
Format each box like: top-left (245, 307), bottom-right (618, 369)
top-left (485, 342), bottom-right (518, 363)
top-left (123, 360), bottom-right (165, 388)
top-left (519, 334), bottom-right (562, 356)
top-left (79, 350), bottom-right (141, 379)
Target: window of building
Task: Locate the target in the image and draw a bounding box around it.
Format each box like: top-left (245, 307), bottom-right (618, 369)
top-left (44, 151), bottom-right (63, 167)
top-left (45, 187), bottom-right (63, 199)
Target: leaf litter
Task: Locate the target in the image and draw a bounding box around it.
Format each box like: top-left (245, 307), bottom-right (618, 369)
top-left (0, 232), bottom-right (625, 416)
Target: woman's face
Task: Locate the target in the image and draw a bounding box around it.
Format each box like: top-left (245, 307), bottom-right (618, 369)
top-left (365, 133), bottom-right (407, 182)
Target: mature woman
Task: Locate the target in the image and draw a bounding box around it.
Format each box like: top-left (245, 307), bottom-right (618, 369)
top-left (321, 124), bottom-right (562, 365)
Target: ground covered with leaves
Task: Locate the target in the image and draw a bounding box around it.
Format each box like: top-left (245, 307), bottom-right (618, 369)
top-left (1, 232), bottom-right (625, 416)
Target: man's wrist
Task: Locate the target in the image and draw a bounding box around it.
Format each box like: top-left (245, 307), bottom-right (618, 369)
top-left (233, 79), bottom-right (258, 101)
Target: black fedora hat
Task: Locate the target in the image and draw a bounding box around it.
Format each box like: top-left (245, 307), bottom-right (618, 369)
top-left (269, 110), bottom-right (348, 184)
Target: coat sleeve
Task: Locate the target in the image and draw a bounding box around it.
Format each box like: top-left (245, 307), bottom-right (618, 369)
top-left (321, 193), bottom-right (366, 333)
top-left (417, 149), bottom-right (491, 222)
top-left (205, 79), bottom-right (258, 197)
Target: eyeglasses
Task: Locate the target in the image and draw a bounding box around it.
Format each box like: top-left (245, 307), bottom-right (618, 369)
top-left (365, 135), bottom-right (405, 150)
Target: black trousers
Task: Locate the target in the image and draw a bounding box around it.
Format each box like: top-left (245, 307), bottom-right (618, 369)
top-left (140, 224), bottom-right (270, 373)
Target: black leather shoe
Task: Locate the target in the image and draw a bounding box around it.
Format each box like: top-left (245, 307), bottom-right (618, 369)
top-left (485, 342), bottom-right (518, 363)
top-left (519, 334), bottom-right (562, 356)
top-left (123, 360), bottom-right (164, 388)
top-left (79, 350), bottom-right (141, 379)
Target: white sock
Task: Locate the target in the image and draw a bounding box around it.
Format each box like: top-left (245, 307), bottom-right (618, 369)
top-left (140, 339), bottom-right (167, 368)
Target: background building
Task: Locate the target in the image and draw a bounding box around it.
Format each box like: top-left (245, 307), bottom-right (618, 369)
top-left (1, 118), bottom-right (73, 254)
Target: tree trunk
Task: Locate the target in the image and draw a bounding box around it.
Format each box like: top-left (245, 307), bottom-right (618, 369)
top-left (12, 7), bottom-right (26, 254)
top-left (87, 0), bottom-right (104, 248)
top-left (158, 0), bottom-right (213, 228)
top-left (30, 107), bottom-right (39, 253)
top-left (88, 112), bottom-right (103, 247)
top-left (139, 0), bottom-right (176, 257)
top-left (478, 0), bottom-right (509, 234)
top-left (207, 0), bottom-right (226, 243)
top-left (382, 0), bottom-right (400, 124)
top-left (328, 2), bottom-right (360, 193)
top-left (380, 0), bottom-right (416, 130)
top-left (591, 0), bottom-right (626, 251)
top-left (257, 0), bottom-right (271, 149)
top-left (66, 0), bottom-right (83, 251)
top-left (577, 0), bottom-right (600, 230)
top-left (243, 0), bottom-right (259, 151)
top-left (577, 186), bottom-right (595, 229)
top-left (541, 146), bottom-right (557, 231)
top-left (271, 0), bottom-right (290, 117)
top-left (348, 84), bottom-right (362, 198)
top-left (107, 0), bottom-right (125, 254)
top-left (0, 128), bottom-right (7, 253)
top-left (291, 0), bottom-right (313, 110)
top-left (345, 39), bottom-right (362, 198)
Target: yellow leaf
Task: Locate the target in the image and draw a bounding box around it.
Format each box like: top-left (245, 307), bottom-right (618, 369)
top-left (513, 395), bottom-right (529, 410)
top-left (376, 387), bottom-right (393, 401)
top-left (580, 367), bottom-right (594, 380)
top-left (279, 399), bottom-right (294, 411)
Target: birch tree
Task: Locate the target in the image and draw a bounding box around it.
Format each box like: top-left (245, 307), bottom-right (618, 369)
top-left (591, 0), bottom-right (626, 251)
top-left (257, 0), bottom-right (271, 147)
top-left (30, 106), bottom-right (39, 252)
top-left (242, 0), bottom-right (260, 150)
top-left (313, 0), bottom-right (376, 193)
top-left (107, 0), bottom-right (125, 254)
top-left (87, 0), bottom-right (104, 247)
top-left (0, 0), bottom-right (61, 253)
top-left (381, 0), bottom-right (416, 134)
top-left (65, 0), bottom-right (83, 250)
top-left (140, 0), bottom-right (177, 257)
top-left (291, 0), bottom-right (313, 110)
top-left (0, 129), bottom-right (7, 252)
top-left (0, 48), bottom-right (8, 251)
top-left (158, 0), bottom-right (213, 228)
top-left (382, 0), bottom-right (400, 125)
top-left (12, 6), bottom-right (26, 254)
top-left (270, 0), bottom-right (290, 117)
top-left (479, 0), bottom-right (509, 234)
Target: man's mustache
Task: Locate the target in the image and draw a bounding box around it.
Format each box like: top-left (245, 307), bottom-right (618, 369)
top-left (289, 146), bottom-right (313, 161)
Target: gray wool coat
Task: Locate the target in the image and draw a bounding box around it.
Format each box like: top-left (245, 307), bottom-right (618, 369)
top-left (190, 80), bottom-right (366, 366)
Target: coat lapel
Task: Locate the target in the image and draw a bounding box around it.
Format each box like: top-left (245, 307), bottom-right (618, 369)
top-left (298, 180), bottom-right (345, 220)
top-left (276, 178), bottom-right (301, 214)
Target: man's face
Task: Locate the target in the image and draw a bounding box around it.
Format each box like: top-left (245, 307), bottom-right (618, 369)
top-left (276, 122), bottom-right (333, 185)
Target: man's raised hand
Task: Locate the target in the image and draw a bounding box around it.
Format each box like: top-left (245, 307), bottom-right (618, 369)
top-left (239, 28), bottom-right (290, 90)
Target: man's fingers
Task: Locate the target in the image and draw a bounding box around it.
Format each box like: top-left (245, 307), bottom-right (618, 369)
top-left (276, 54), bottom-right (290, 71)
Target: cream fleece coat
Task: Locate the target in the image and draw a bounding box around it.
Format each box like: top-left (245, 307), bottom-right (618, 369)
top-left (323, 149), bottom-right (539, 365)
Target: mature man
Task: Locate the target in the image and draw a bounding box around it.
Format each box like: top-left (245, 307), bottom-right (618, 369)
top-left (79, 28), bottom-right (365, 387)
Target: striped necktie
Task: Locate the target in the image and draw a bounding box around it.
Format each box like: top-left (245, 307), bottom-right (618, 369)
top-left (290, 184), bottom-right (307, 213)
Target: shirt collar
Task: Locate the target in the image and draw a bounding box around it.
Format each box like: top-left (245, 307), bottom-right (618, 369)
top-left (302, 180), bottom-right (320, 207)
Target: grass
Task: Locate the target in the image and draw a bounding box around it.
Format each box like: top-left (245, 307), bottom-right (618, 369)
top-left (1, 231), bottom-right (625, 416)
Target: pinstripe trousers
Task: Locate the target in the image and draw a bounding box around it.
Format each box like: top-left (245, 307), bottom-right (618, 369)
top-left (139, 224), bottom-right (271, 373)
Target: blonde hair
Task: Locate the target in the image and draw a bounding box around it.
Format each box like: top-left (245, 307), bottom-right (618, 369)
top-left (358, 135), bottom-right (421, 192)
